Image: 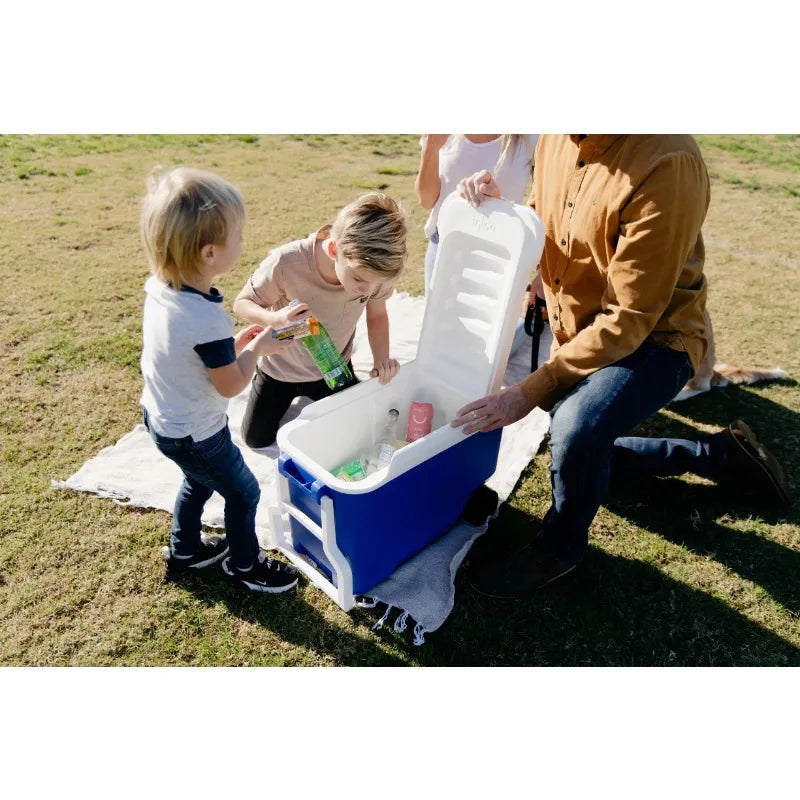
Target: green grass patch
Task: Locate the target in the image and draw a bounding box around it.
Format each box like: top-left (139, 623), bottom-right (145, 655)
top-left (697, 134), bottom-right (800, 171)
top-left (1, 134), bottom-right (798, 666)
top-left (376, 167), bottom-right (417, 176)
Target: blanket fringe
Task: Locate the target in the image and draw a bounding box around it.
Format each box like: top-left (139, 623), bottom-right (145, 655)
top-left (356, 596), bottom-right (379, 608)
top-left (393, 610), bottom-right (410, 633)
top-left (412, 623), bottom-right (426, 646)
top-left (368, 604), bottom-right (427, 644)
top-left (371, 604), bottom-right (394, 631)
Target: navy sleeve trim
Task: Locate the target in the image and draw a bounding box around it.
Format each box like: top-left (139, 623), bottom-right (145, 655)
top-left (194, 337), bottom-right (236, 368)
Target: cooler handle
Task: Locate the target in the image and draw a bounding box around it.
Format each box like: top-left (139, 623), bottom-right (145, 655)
top-left (278, 455), bottom-right (331, 504)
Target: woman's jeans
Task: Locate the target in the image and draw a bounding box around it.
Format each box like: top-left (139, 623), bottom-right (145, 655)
top-left (143, 410), bottom-right (260, 570)
top-left (542, 342), bottom-right (726, 562)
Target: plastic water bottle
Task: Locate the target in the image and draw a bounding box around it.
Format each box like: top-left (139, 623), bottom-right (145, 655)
top-left (301, 321), bottom-right (355, 390)
top-left (283, 300), bottom-right (354, 390)
top-left (367, 409), bottom-right (400, 474)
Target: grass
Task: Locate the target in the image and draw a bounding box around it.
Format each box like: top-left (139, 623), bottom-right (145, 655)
top-left (0, 134), bottom-right (798, 666)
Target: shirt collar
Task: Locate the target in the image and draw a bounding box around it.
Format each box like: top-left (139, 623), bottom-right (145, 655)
top-left (569, 134), bottom-right (623, 155)
top-left (167, 281), bottom-right (223, 303)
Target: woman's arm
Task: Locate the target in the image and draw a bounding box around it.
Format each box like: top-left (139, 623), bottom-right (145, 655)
top-left (415, 134), bottom-right (450, 209)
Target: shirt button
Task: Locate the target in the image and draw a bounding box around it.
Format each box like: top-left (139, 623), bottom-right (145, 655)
top-left (553, 315), bottom-right (559, 321)
top-left (567, 201), bottom-right (573, 207)
top-left (560, 239), bottom-right (566, 246)
top-left (578, 161), bottom-right (585, 167)
top-left (555, 279), bottom-right (560, 285)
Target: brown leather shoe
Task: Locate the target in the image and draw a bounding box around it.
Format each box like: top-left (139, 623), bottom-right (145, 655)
top-left (722, 420), bottom-right (792, 506)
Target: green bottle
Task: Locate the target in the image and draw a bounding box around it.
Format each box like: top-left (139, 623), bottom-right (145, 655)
top-left (301, 320), bottom-right (354, 390)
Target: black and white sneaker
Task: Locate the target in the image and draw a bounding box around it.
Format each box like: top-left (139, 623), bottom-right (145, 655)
top-left (221, 550), bottom-right (299, 593)
top-left (162, 535), bottom-right (229, 581)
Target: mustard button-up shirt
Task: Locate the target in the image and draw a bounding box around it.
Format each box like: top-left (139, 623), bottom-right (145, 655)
top-left (520, 134), bottom-right (710, 411)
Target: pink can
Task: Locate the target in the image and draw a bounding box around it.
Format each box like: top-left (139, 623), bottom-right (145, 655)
top-left (405, 401), bottom-right (434, 442)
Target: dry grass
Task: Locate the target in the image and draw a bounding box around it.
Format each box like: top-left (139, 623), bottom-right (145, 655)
top-left (0, 134), bottom-right (798, 666)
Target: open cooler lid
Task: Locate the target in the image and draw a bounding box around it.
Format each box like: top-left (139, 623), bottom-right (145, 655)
top-left (416, 194), bottom-right (545, 400)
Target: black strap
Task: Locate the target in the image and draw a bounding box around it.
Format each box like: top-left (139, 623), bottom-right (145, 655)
top-left (523, 296), bottom-right (548, 373)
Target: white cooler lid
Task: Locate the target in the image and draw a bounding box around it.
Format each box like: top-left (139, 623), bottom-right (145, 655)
top-left (416, 194), bottom-right (545, 400)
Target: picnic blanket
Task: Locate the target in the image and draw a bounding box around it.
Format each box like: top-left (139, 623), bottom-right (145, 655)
top-left (53, 292), bottom-right (552, 642)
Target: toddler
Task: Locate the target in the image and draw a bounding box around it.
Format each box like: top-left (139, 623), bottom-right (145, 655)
top-left (139, 166), bottom-right (299, 593)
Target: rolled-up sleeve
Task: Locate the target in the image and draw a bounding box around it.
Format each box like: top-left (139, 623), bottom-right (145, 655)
top-left (247, 250), bottom-right (284, 308)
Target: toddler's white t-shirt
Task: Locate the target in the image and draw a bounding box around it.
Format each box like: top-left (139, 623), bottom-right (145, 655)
top-left (140, 275), bottom-right (236, 442)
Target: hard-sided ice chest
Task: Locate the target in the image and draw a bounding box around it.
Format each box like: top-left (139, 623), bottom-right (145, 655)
top-left (270, 194), bottom-right (545, 610)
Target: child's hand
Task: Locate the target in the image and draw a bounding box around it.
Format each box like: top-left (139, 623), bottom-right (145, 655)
top-left (236, 324), bottom-right (265, 341)
top-left (235, 324), bottom-right (265, 354)
top-left (370, 358), bottom-right (400, 385)
top-left (249, 326), bottom-right (295, 358)
top-left (276, 301), bottom-right (311, 327)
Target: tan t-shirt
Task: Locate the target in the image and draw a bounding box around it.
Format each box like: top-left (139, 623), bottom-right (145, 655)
top-left (247, 226), bottom-right (394, 383)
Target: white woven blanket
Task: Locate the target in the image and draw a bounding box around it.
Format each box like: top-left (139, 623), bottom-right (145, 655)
top-left (53, 292), bottom-right (552, 640)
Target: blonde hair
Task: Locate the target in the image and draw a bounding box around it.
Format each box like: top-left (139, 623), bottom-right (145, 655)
top-left (140, 166), bottom-right (245, 289)
top-left (496, 135), bottom-right (534, 175)
top-left (331, 192), bottom-right (408, 280)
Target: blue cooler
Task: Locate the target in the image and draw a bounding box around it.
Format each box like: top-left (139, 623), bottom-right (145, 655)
top-left (272, 195), bottom-right (545, 610)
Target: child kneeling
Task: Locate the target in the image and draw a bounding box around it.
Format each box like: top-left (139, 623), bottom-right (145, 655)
top-left (139, 166), bottom-right (299, 593)
top-left (233, 192), bottom-right (408, 448)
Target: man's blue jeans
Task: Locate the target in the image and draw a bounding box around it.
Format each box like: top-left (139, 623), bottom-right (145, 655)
top-left (542, 342), bottom-right (726, 562)
top-left (143, 410), bottom-right (260, 570)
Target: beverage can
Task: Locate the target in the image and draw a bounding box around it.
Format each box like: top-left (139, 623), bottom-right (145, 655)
top-left (272, 316), bottom-right (320, 340)
top-left (333, 456), bottom-right (368, 482)
top-left (406, 401), bottom-right (433, 442)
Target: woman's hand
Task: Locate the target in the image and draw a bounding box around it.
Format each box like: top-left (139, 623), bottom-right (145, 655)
top-left (451, 384), bottom-right (533, 434)
top-left (370, 358), bottom-right (400, 385)
top-left (457, 170), bottom-right (501, 207)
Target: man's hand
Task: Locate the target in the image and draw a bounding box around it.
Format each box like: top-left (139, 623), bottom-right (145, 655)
top-left (451, 383), bottom-right (533, 434)
top-left (457, 170), bottom-right (501, 207)
top-left (370, 358), bottom-right (400, 385)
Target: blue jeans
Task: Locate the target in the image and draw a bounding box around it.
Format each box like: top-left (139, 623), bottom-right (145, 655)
top-left (542, 342), bottom-right (725, 562)
top-left (143, 410), bottom-right (260, 570)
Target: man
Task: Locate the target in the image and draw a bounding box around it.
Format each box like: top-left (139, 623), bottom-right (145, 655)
top-left (452, 135), bottom-right (791, 599)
